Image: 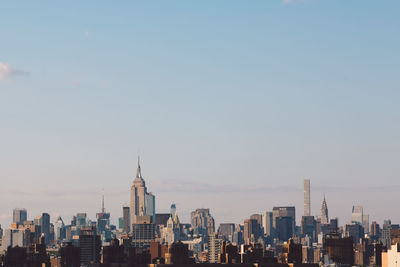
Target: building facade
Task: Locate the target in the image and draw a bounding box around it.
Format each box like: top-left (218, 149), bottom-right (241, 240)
top-left (130, 158), bottom-right (156, 229)
top-left (304, 179), bottom-right (311, 217)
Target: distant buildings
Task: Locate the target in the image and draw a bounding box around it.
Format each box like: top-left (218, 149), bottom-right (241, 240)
top-left (304, 179), bottom-right (311, 217)
top-left (273, 206), bottom-right (295, 240)
top-left (323, 233), bottom-right (354, 265)
top-left (122, 205), bottom-right (130, 234)
top-left (96, 195), bottom-right (111, 242)
top-left (13, 208), bottom-right (27, 225)
top-left (54, 216), bottom-right (65, 242)
top-left (262, 211), bottom-right (273, 236)
top-left (321, 196), bottom-right (329, 225)
top-left (351, 205), bottom-right (363, 225)
top-left (218, 223), bottom-right (235, 242)
top-left (34, 213), bottom-right (50, 245)
top-left (191, 208), bottom-right (215, 237)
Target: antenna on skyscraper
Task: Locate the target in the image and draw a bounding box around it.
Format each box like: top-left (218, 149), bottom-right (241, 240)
top-left (101, 189), bottom-right (105, 213)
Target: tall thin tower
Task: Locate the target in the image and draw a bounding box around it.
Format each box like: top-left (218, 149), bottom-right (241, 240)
top-left (304, 179), bottom-right (311, 216)
top-left (321, 195), bottom-right (329, 224)
top-left (130, 157), bottom-right (156, 230)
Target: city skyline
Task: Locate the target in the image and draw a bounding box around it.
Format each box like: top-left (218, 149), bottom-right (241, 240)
top-left (0, 170), bottom-right (394, 230)
top-left (1, 0), bottom-right (400, 230)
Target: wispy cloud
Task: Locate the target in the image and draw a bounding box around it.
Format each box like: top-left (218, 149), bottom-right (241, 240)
top-left (0, 62), bottom-right (28, 80)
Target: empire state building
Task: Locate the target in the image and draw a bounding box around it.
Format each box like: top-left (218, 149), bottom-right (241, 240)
top-left (130, 158), bottom-right (155, 229)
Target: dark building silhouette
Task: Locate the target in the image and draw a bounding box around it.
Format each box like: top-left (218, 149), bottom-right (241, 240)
top-left (301, 216), bottom-right (316, 241)
top-left (3, 246), bottom-right (27, 267)
top-left (244, 219), bottom-right (262, 245)
top-left (3, 236), bottom-right (50, 267)
top-left (102, 239), bottom-right (125, 264)
top-left (280, 239), bottom-right (302, 264)
top-left (345, 223), bottom-right (364, 243)
top-left (324, 233), bottom-right (354, 265)
top-left (276, 216), bottom-right (293, 241)
top-left (219, 242), bottom-right (239, 264)
top-left (370, 221), bottom-right (380, 241)
top-left (79, 227), bottom-right (101, 266)
top-left (60, 242), bottom-right (80, 267)
top-left (167, 241), bottom-right (192, 264)
top-left (122, 206), bottom-right (130, 234)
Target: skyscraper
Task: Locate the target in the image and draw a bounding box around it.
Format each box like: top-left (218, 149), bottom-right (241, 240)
top-left (35, 213), bottom-right (51, 245)
top-left (54, 216), bottom-right (65, 241)
top-left (79, 227), bottom-right (101, 265)
top-left (96, 196), bottom-right (111, 242)
top-left (207, 233), bottom-right (222, 263)
top-left (272, 206), bottom-right (296, 236)
top-left (130, 157), bottom-right (156, 229)
top-left (122, 205), bottom-right (130, 234)
top-left (362, 214), bottom-right (369, 234)
top-left (262, 211), bottom-right (273, 236)
top-left (351, 206), bottom-right (363, 225)
top-left (321, 196), bottom-right (329, 225)
top-left (304, 179), bottom-right (311, 216)
top-left (190, 208), bottom-right (215, 237)
top-left (13, 208), bottom-right (27, 224)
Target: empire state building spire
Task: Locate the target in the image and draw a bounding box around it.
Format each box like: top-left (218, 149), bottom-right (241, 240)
top-left (136, 156), bottom-right (142, 179)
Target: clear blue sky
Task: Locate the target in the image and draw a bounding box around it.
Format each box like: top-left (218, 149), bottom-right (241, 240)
top-left (1, 0), bottom-right (399, 228)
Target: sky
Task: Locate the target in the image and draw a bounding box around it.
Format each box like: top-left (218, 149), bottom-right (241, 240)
top-left (1, 0), bottom-right (400, 229)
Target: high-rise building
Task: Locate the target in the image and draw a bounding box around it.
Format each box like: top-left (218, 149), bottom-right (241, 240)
top-left (324, 233), bottom-right (354, 265)
top-left (13, 209), bottom-right (27, 225)
top-left (54, 216), bottom-right (65, 241)
top-left (370, 221), bottom-right (380, 240)
top-left (262, 211), bottom-right (273, 236)
top-left (304, 179), bottom-right (311, 216)
top-left (207, 233), bottom-right (222, 263)
top-left (243, 218), bottom-right (262, 245)
top-left (130, 157), bottom-right (156, 229)
top-left (122, 205), bottom-right (130, 234)
top-left (272, 206), bottom-right (296, 236)
top-left (218, 223), bottom-right (235, 242)
top-left (381, 220), bottom-right (392, 248)
top-left (190, 208), bottom-right (215, 237)
top-left (362, 214), bottom-right (369, 234)
top-left (345, 223), bottom-right (364, 243)
top-left (131, 216), bottom-right (156, 247)
top-left (79, 227), bottom-right (101, 266)
top-left (276, 216), bottom-right (293, 241)
top-left (76, 213), bottom-right (87, 228)
top-left (0, 229), bottom-right (25, 251)
top-left (96, 195), bottom-right (111, 242)
top-left (351, 206), bottom-right (363, 225)
top-left (301, 216), bottom-right (316, 241)
top-left (35, 213), bottom-right (50, 245)
top-left (321, 196), bottom-right (329, 225)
